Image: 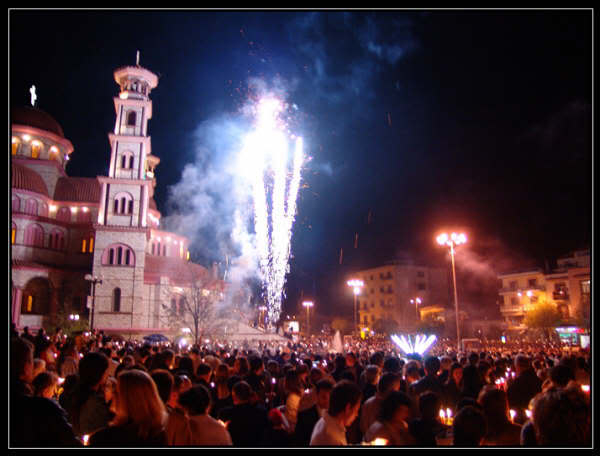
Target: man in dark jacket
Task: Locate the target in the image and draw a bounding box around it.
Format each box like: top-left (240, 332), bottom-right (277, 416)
top-left (507, 354), bottom-right (542, 423)
top-left (218, 381), bottom-right (270, 446)
top-left (410, 356), bottom-right (444, 397)
top-left (294, 379), bottom-right (334, 445)
top-left (10, 336), bottom-right (81, 447)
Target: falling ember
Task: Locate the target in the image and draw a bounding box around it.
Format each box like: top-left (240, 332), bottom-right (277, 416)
top-left (240, 95), bottom-right (305, 324)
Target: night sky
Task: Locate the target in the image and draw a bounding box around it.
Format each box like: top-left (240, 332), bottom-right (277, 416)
top-left (10, 10), bottom-right (592, 321)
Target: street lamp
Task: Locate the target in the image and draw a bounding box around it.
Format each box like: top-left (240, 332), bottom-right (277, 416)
top-left (347, 279), bottom-right (364, 335)
top-left (302, 301), bottom-right (314, 337)
top-left (436, 232), bottom-right (467, 351)
top-left (85, 274), bottom-right (103, 331)
top-left (410, 297), bottom-right (423, 323)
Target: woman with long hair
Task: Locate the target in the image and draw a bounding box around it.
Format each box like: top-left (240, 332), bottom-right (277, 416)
top-left (64, 352), bottom-right (112, 437)
top-left (89, 370), bottom-right (168, 446)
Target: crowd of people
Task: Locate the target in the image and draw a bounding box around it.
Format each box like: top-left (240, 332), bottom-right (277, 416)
top-left (10, 325), bottom-right (591, 447)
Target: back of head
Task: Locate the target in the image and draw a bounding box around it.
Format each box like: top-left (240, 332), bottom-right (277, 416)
top-left (150, 369), bottom-right (174, 404)
top-left (365, 365), bottom-right (380, 384)
top-left (78, 352), bottom-right (109, 389)
top-left (249, 355), bottom-right (263, 373)
top-left (177, 356), bottom-right (194, 375)
top-left (11, 337), bottom-right (34, 381)
top-left (549, 364), bottom-right (575, 388)
top-left (532, 386), bottom-right (590, 445)
top-left (468, 352), bottom-right (479, 365)
top-left (114, 370), bottom-right (167, 438)
top-left (477, 387), bottom-right (509, 424)
top-left (515, 354), bottom-right (531, 371)
top-left (329, 380), bottom-right (362, 417)
top-left (315, 379), bottom-right (334, 394)
top-left (424, 356), bottom-right (441, 375)
top-left (196, 363), bottom-right (212, 379)
top-left (377, 372), bottom-right (399, 395)
top-left (178, 384), bottom-right (211, 415)
top-left (232, 380), bottom-right (252, 403)
top-left (453, 405), bottom-right (487, 446)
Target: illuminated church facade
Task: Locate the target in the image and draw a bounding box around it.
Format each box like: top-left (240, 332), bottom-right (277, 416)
top-left (10, 62), bottom-right (214, 337)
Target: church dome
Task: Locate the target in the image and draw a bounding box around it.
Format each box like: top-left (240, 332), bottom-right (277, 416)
top-left (11, 105), bottom-right (65, 138)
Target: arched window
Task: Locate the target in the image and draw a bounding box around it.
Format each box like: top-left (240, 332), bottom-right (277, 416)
top-left (12, 138), bottom-right (20, 155)
top-left (25, 199), bottom-right (38, 216)
top-left (40, 203), bottom-right (48, 217)
top-left (129, 155), bottom-right (135, 169)
top-left (21, 278), bottom-right (51, 315)
top-left (113, 288), bottom-right (121, 312)
top-left (24, 224), bottom-right (44, 247)
top-left (113, 192), bottom-right (133, 215)
top-left (30, 141), bottom-right (42, 159)
top-left (49, 229), bottom-right (65, 250)
top-left (102, 243), bottom-right (135, 266)
top-left (127, 111), bottom-right (137, 126)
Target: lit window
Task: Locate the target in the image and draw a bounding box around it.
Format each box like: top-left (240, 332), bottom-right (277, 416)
top-left (31, 141), bottom-right (42, 159)
top-left (82, 239), bottom-right (87, 253)
top-left (12, 138), bottom-right (19, 155)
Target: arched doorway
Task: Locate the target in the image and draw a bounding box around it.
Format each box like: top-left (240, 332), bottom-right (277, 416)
top-left (21, 277), bottom-right (52, 316)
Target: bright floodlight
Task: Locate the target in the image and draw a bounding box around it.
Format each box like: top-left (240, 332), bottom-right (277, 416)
top-left (347, 279), bottom-right (364, 295)
top-left (437, 232), bottom-right (467, 246)
top-left (302, 301), bottom-right (314, 308)
top-left (391, 334), bottom-right (437, 355)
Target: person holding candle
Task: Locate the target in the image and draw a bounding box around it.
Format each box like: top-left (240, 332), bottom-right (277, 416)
top-left (507, 355), bottom-right (542, 424)
top-left (477, 386), bottom-right (521, 445)
top-left (408, 391), bottom-right (448, 446)
top-left (363, 390), bottom-right (415, 446)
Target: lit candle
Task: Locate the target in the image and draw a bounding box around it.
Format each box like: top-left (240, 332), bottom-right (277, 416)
top-left (371, 438), bottom-right (388, 446)
top-left (525, 409), bottom-right (532, 419)
top-left (58, 377), bottom-right (65, 385)
top-left (272, 378), bottom-right (277, 385)
top-left (509, 409), bottom-right (516, 422)
top-left (210, 382), bottom-right (215, 388)
top-left (83, 434), bottom-right (90, 446)
top-left (581, 385), bottom-right (590, 393)
top-left (439, 409), bottom-right (446, 425)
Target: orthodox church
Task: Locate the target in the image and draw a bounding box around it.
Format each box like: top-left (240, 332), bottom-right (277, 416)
top-left (11, 62), bottom-right (221, 338)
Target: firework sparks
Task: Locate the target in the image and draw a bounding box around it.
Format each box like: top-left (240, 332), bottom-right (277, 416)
top-left (240, 95), bottom-right (304, 323)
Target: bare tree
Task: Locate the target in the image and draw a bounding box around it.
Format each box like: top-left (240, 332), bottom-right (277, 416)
top-left (160, 264), bottom-right (225, 345)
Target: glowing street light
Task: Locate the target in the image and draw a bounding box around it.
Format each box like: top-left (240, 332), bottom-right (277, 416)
top-left (347, 279), bottom-right (364, 335)
top-left (410, 297), bottom-right (423, 323)
top-left (302, 301), bottom-right (314, 337)
top-left (436, 232), bottom-right (467, 350)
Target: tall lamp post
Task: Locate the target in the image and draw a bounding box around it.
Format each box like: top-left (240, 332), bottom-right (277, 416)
top-left (85, 274), bottom-right (102, 332)
top-left (411, 297), bottom-right (423, 323)
top-left (302, 301), bottom-right (314, 337)
top-left (436, 232), bottom-right (467, 351)
top-left (347, 279), bottom-right (364, 336)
